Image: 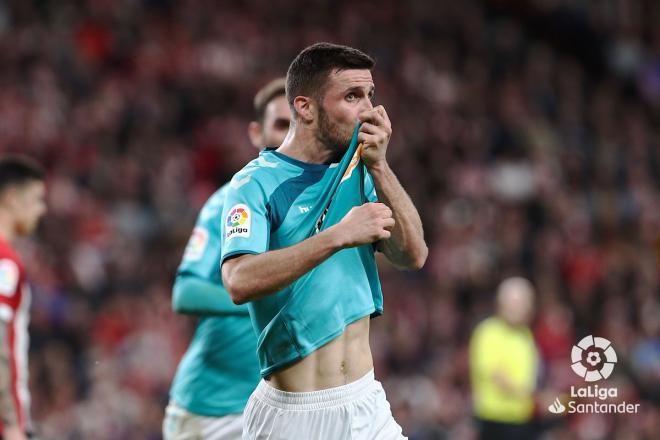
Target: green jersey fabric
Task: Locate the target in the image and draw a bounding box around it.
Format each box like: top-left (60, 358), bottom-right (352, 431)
top-left (220, 127), bottom-right (383, 377)
top-left (169, 185), bottom-right (260, 416)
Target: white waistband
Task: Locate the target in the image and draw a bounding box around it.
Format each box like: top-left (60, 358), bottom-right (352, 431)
top-left (253, 369), bottom-right (376, 410)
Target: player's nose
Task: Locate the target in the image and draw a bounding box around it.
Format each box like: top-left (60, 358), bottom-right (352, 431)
top-left (361, 98), bottom-right (373, 112)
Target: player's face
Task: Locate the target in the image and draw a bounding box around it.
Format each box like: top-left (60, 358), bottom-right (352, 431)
top-left (260, 95), bottom-right (291, 147)
top-left (316, 69), bottom-right (375, 153)
top-left (14, 180), bottom-right (46, 236)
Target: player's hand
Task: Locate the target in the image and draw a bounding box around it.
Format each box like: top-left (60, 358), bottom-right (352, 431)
top-left (3, 425), bottom-right (27, 440)
top-left (358, 106), bottom-right (392, 168)
top-left (334, 203), bottom-right (395, 247)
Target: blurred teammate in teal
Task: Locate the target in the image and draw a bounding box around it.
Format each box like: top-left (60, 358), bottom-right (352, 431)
top-left (221, 43), bottom-right (428, 440)
top-left (163, 78), bottom-right (290, 440)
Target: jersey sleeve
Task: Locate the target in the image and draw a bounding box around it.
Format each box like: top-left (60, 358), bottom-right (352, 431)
top-left (177, 186), bottom-right (228, 282)
top-left (220, 173), bottom-right (271, 264)
top-left (0, 258), bottom-right (20, 322)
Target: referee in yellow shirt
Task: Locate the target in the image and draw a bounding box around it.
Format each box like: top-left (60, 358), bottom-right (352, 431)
top-left (469, 277), bottom-right (539, 440)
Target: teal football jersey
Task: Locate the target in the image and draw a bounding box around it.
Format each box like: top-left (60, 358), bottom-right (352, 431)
top-left (177, 186), bottom-right (231, 283)
top-left (170, 185), bottom-right (260, 416)
top-left (220, 127), bottom-right (383, 377)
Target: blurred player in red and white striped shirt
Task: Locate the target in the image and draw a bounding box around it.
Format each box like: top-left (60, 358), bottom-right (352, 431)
top-left (0, 157), bottom-right (46, 440)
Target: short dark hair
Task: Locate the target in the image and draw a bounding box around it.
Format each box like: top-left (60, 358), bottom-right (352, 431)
top-left (286, 42), bottom-right (375, 114)
top-left (253, 77), bottom-right (286, 124)
top-left (0, 155), bottom-right (45, 194)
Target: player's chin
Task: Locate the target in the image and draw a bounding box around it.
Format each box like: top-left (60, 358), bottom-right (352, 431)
top-left (330, 133), bottom-right (352, 150)
top-left (340, 129), bottom-right (355, 147)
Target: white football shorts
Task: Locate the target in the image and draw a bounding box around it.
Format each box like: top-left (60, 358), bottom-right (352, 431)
top-left (163, 400), bottom-right (243, 440)
top-left (242, 369), bottom-right (406, 440)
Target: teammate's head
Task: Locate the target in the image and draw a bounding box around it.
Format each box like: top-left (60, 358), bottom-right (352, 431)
top-left (286, 43), bottom-right (375, 153)
top-left (496, 277), bottom-right (535, 327)
top-left (0, 156), bottom-right (46, 237)
top-left (248, 78), bottom-right (290, 149)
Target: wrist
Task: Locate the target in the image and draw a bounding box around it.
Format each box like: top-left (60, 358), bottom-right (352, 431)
top-left (323, 224), bottom-right (348, 250)
top-left (366, 160), bottom-right (390, 175)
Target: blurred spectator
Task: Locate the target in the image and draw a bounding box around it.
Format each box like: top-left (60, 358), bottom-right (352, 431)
top-left (470, 277), bottom-right (538, 440)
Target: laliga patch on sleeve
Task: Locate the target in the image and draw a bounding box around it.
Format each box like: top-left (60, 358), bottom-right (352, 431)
top-left (0, 259), bottom-right (19, 297)
top-left (182, 227), bottom-right (209, 261)
top-left (225, 204), bottom-right (251, 240)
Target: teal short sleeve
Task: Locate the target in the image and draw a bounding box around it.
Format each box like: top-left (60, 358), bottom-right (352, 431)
top-left (178, 185), bottom-right (228, 283)
top-left (221, 174), bottom-right (271, 263)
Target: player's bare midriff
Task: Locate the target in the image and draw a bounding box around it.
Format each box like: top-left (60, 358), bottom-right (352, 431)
top-left (266, 315), bottom-right (373, 392)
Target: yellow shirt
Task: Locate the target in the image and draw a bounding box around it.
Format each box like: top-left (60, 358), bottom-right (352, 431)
top-left (469, 317), bottom-right (538, 423)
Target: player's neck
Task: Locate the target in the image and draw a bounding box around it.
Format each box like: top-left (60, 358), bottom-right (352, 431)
top-left (277, 123), bottom-right (337, 165)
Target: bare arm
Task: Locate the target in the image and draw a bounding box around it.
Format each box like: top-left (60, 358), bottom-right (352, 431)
top-left (369, 161), bottom-right (427, 269)
top-left (223, 228), bottom-right (342, 304)
top-left (222, 202), bottom-right (394, 304)
top-left (359, 106), bottom-right (428, 270)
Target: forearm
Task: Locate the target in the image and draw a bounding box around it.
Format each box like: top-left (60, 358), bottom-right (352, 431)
top-left (0, 323), bottom-right (18, 427)
top-left (222, 227), bottom-right (344, 304)
top-left (172, 275), bottom-right (246, 315)
top-left (368, 162), bottom-right (427, 269)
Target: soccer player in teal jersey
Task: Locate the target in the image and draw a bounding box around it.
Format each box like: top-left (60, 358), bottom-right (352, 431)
top-left (221, 43), bottom-right (428, 440)
top-left (163, 78), bottom-right (291, 440)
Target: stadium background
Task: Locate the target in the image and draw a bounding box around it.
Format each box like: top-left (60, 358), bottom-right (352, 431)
top-left (0, 0), bottom-right (658, 438)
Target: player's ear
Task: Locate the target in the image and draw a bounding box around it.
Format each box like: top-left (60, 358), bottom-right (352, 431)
top-left (0, 188), bottom-right (20, 213)
top-left (247, 121), bottom-right (263, 150)
top-left (293, 96), bottom-right (314, 124)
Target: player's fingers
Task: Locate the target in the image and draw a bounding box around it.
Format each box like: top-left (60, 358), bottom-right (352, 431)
top-left (362, 106), bottom-right (390, 133)
top-left (358, 109), bottom-right (378, 123)
top-left (375, 105), bottom-right (391, 126)
top-left (357, 132), bottom-right (378, 146)
top-left (382, 217), bottom-right (395, 229)
top-left (359, 122), bottom-right (381, 135)
top-left (379, 229), bottom-right (392, 240)
top-left (360, 111), bottom-right (387, 130)
top-left (370, 202), bottom-right (388, 212)
top-left (360, 202), bottom-right (380, 217)
top-left (379, 205), bottom-right (393, 218)
top-left (361, 123), bottom-right (391, 144)
top-left (374, 110), bottom-right (389, 132)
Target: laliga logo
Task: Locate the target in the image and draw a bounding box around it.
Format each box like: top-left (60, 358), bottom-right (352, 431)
top-left (548, 336), bottom-right (639, 415)
top-left (225, 204), bottom-right (251, 240)
top-left (571, 335), bottom-right (617, 382)
top-left (548, 397), bottom-right (566, 414)
top-left (227, 207), bottom-right (248, 227)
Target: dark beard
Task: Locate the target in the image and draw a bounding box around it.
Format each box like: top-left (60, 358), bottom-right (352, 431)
top-left (316, 106), bottom-right (353, 163)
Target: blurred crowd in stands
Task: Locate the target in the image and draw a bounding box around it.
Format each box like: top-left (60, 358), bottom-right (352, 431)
top-left (0, 0), bottom-right (658, 438)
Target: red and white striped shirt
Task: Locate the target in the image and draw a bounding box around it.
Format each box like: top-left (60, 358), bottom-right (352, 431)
top-left (0, 238), bottom-right (31, 434)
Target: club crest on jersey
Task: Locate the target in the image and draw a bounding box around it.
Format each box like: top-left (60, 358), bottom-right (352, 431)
top-left (226, 204), bottom-right (251, 240)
